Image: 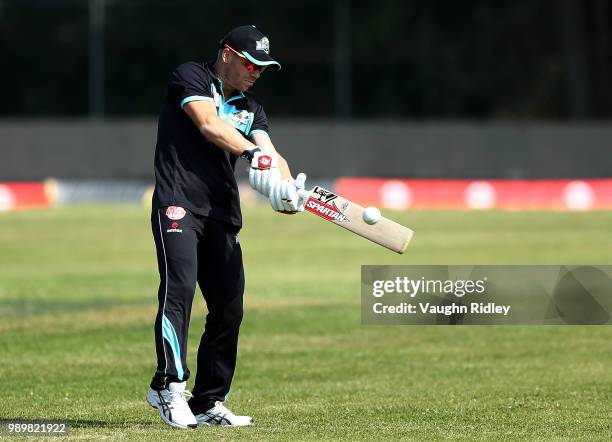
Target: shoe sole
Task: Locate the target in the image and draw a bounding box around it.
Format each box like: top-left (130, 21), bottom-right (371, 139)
top-left (194, 415), bottom-right (253, 427)
top-left (147, 392), bottom-right (197, 430)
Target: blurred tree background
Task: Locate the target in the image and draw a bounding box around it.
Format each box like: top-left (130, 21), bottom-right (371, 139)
top-left (0, 0), bottom-right (609, 118)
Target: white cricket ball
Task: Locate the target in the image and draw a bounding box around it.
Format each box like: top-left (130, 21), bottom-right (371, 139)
top-left (363, 206), bottom-right (381, 225)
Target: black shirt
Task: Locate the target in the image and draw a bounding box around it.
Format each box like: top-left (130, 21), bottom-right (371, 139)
top-left (152, 61), bottom-right (269, 228)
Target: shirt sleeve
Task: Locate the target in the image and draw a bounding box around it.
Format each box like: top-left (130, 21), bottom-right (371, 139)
top-left (168, 62), bottom-right (214, 109)
top-left (248, 102), bottom-right (270, 136)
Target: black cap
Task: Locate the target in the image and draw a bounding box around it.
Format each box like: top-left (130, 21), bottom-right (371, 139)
top-left (219, 25), bottom-right (281, 71)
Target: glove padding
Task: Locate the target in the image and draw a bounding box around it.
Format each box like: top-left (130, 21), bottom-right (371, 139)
top-left (248, 150), bottom-right (281, 196)
top-left (269, 173), bottom-right (308, 213)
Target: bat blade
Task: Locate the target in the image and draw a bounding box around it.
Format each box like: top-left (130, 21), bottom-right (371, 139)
top-left (300, 186), bottom-right (414, 253)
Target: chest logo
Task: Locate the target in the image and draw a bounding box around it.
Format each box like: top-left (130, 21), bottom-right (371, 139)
top-left (228, 110), bottom-right (251, 126)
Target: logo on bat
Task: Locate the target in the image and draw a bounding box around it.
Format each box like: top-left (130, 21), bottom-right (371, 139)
top-left (305, 198), bottom-right (348, 222)
top-left (311, 186), bottom-right (338, 204)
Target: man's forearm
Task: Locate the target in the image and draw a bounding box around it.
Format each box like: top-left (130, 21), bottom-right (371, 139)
top-left (198, 116), bottom-right (256, 156)
top-left (196, 112), bottom-right (293, 180)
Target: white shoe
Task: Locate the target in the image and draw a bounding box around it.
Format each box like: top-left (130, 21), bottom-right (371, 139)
top-left (195, 401), bottom-right (253, 426)
top-left (146, 382), bottom-right (198, 429)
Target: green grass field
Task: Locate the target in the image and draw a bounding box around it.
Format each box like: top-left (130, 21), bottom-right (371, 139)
top-left (1, 206), bottom-right (611, 440)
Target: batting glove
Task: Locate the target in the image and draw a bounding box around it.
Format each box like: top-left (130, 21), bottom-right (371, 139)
top-left (293, 173), bottom-right (308, 211)
top-left (269, 173), bottom-right (308, 213)
top-left (246, 149), bottom-right (281, 196)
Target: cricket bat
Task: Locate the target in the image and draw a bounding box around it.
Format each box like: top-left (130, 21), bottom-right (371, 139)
top-left (298, 186), bottom-right (414, 254)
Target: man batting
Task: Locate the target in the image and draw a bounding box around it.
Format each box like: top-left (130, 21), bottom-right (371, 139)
top-left (146, 25), bottom-right (306, 429)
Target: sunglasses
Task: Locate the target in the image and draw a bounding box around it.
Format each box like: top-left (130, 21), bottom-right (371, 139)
top-left (224, 44), bottom-right (266, 73)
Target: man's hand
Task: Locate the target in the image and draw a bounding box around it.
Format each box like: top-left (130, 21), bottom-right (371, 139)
top-left (246, 149), bottom-right (281, 196)
top-left (269, 173), bottom-right (308, 213)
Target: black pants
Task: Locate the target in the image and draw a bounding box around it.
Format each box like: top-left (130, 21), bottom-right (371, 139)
top-left (150, 207), bottom-right (244, 412)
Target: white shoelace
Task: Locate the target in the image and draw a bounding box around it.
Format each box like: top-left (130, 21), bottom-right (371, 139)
top-left (165, 389), bottom-right (193, 410)
top-left (213, 401), bottom-right (231, 416)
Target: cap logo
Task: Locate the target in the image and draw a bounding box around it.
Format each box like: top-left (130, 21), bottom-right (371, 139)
top-left (256, 37), bottom-right (270, 54)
